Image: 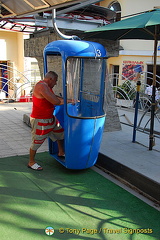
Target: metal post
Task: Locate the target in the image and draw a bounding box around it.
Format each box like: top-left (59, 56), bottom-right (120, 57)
top-left (149, 26), bottom-right (158, 150)
top-left (52, 9), bottom-right (80, 40)
top-left (132, 80), bottom-right (141, 142)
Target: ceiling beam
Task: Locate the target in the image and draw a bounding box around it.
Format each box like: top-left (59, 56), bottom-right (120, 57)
top-left (23, 0), bottom-right (50, 10)
top-left (0, 0), bottom-right (102, 18)
top-left (56, 0), bottom-right (102, 15)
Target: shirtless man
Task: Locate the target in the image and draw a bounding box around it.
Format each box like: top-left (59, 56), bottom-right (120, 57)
top-left (28, 71), bottom-right (68, 171)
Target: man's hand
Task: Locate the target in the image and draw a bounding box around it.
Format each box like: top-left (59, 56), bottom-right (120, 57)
top-left (55, 95), bottom-right (79, 105)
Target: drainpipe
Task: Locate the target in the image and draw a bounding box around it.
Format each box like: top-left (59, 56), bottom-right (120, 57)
top-left (52, 9), bottom-right (80, 40)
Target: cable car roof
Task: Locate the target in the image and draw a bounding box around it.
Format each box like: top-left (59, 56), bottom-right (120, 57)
top-left (44, 40), bottom-right (107, 58)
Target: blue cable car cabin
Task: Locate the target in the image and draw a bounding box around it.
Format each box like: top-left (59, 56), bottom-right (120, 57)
top-left (43, 40), bottom-right (107, 169)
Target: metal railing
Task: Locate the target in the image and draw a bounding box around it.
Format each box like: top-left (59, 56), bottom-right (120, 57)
top-left (110, 72), bottom-right (160, 110)
top-left (109, 72), bottom-right (160, 144)
top-left (0, 63), bottom-right (40, 102)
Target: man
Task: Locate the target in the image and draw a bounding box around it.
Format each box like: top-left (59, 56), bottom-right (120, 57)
top-left (145, 84), bottom-right (159, 101)
top-left (28, 71), bottom-right (69, 171)
top-left (145, 84), bottom-right (159, 110)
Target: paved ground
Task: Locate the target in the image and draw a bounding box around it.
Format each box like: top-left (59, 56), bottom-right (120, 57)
top-left (100, 108), bottom-right (160, 184)
top-left (0, 102), bottom-right (48, 158)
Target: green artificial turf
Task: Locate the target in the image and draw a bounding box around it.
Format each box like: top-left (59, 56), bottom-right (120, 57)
top-left (0, 152), bottom-right (159, 240)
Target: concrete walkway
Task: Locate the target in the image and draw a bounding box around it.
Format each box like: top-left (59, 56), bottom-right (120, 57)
top-left (100, 107), bottom-right (160, 184)
top-left (0, 102), bottom-right (48, 158)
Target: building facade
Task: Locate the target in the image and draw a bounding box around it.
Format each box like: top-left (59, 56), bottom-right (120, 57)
top-left (100, 0), bottom-right (160, 87)
top-left (0, 30), bottom-right (25, 98)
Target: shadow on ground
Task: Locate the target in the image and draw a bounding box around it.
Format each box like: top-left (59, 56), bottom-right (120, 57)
top-left (0, 152), bottom-right (159, 240)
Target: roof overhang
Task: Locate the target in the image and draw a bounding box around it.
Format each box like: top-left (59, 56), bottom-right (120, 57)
top-left (0, 1), bottom-right (116, 34)
top-left (0, 0), bottom-right (102, 18)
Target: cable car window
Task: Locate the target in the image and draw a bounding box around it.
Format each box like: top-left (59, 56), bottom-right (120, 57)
top-left (66, 57), bottom-right (106, 118)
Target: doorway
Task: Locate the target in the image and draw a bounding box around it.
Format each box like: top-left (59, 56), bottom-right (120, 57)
top-left (147, 64), bottom-right (160, 87)
top-left (112, 65), bottom-right (119, 86)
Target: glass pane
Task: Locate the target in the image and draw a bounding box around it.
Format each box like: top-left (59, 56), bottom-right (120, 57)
top-left (66, 58), bottom-right (80, 103)
top-left (66, 57), bottom-right (105, 118)
top-left (81, 58), bottom-right (101, 103)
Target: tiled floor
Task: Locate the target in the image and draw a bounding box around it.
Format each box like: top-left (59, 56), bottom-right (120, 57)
top-left (0, 102), bottom-right (48, 158)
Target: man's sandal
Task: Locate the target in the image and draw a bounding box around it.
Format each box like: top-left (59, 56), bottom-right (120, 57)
top-left (28, 163), bottom-right (43, 171)
top-left (58, 154), bottom-right (65, 162)
top-left (58, 154), bottom-right (65, 159)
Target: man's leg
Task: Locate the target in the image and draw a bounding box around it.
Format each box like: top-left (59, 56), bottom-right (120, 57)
top-left (28, 148), bottom-right (37, 167)
top-left (50, 116), bottom-right (65, 157)
top-left (28, 148), bottom-right (43, 170)
top-left (57, 139), bottom-right (65, 156)
top-left (28, 118), bottom-right (44, 170)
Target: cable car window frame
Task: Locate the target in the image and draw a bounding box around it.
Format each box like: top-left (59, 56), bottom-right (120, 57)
top-left (65, 56), bottom-right (107, 119)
